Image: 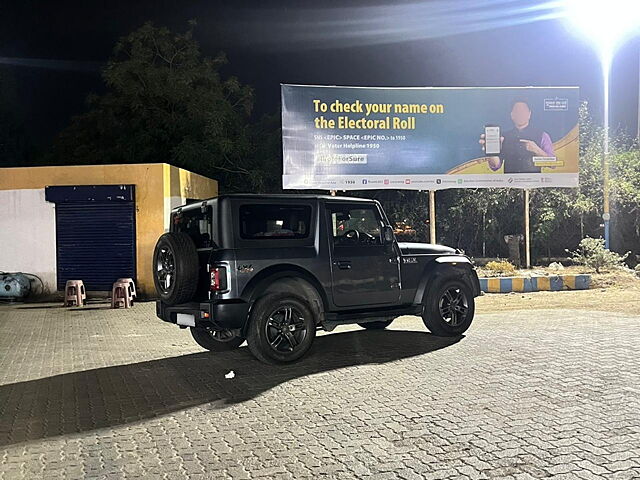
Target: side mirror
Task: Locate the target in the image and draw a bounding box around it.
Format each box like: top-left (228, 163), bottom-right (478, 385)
top-left (382, 226), bottom-right (395, 245)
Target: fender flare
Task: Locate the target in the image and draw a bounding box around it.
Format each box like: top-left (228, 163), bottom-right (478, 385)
top-left (413, 256), bottom-right (479, 306)
top-left (239, 264), bottom-right (329, 334)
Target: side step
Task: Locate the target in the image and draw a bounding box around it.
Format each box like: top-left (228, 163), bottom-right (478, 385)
top-left (321, 305), bottom-right (421, 332)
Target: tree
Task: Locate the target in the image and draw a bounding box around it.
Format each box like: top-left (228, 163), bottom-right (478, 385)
top-left (610, 149), bottom-right (640, 263)
top-left (47, 22), bottom-right (261, 190)
top-left (0, 68), bottom-right (31, 166)
top-left (436, 187), bottom-right (521, 257)
top-left (567, 102), bottom-right (639, 260)
top-left (242, 113), bottom-right (283, 193)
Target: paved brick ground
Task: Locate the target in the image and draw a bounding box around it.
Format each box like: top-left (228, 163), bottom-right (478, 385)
top-left (0, 299), bottom-right (639, 479)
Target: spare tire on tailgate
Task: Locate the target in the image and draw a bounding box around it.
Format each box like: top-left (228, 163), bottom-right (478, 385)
top-left (153, 232), bottom-right (199, 305)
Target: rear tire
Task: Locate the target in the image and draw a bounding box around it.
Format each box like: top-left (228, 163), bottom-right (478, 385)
top-left (358, 319), bottom-right (394, 330)
top-left (153, 232), bottom-right (199, 305)
top-left (246, 293), bottom-right (316, 364)
top-left (422, 278), bottom-right (474, 336)
top-left (190, 328), bottom-right (245, 352)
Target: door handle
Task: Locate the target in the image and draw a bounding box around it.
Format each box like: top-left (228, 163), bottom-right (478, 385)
top-left (336, 261), bottom-right (352, 270)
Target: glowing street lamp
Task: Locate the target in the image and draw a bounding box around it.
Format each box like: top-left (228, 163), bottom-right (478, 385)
top-left (563, 0), bottom-right (640, 249)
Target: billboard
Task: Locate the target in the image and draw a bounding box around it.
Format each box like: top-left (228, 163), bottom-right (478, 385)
top-left (281, 85), bottom-right (579, 190)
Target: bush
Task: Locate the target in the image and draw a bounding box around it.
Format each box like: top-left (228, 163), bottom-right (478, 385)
top-left (567, 237), bottom-right (629, 273)
top-left (484, 260), bottom-right (517, 275)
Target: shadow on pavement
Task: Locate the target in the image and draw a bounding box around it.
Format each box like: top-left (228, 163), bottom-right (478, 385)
top-left (0, 329), bottom-right (461, 446)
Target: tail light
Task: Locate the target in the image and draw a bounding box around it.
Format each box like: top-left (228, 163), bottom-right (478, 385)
top-left (210, 266), bottom-right (228, 292)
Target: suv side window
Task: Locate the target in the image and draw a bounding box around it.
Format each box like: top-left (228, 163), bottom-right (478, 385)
top-left (173, 207), bottom-right (214, 248)
top-left (239, 204), bottom-right (312, 240)
top-left (327, 204), bottom-right (383, 246)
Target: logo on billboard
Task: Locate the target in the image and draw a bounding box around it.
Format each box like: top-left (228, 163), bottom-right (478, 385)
top-left (405, 179), bottom-right (411, 185)
top-left (362, 179), bottom-right (368, 184)
top-left (436, 178), bottom-right (442, 185)
top-left (383, 179), bottom-right (389, 185)
top-left (544, 98), bottom-right (569, 111)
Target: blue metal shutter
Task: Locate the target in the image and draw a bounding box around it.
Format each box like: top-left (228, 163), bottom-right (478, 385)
top-left (53, 195), bottom-right (136, 291)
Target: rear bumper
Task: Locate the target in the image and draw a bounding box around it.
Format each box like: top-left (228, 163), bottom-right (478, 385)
top-left (156, 300), bottom-right (250, 330)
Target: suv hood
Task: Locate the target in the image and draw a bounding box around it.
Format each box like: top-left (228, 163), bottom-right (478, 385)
top-left (398, 242), bottom-right (457, 255)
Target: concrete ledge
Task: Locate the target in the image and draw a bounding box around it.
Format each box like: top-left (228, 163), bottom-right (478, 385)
top-left (479, 274), bottom-right (591, 293)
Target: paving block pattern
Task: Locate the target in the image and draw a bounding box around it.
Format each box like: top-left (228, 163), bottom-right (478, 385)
top-left (0, 301), bottom-right (638, 479)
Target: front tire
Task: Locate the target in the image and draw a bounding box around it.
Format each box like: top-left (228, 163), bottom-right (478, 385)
top-left (246, 293), bottom-right (316, 364)
top-left (422, 278), bottom-right (474, 336)
top-left (190, 328), bottom-right (245, 352)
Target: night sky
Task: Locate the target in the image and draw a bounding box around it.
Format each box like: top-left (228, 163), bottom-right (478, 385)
top-left (2, 0), bottom-right (639, 149)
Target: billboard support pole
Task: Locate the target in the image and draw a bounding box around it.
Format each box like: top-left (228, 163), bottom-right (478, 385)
top-left (524, 189), bottom-right (531, 269)
top-left (429, 190), bottom-right (436, 244)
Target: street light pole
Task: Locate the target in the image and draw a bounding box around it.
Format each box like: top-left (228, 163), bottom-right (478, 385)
top-left (637, 45), bottom-right (640, 140)
top-left (603, 58), bottom-right (611, 249)
top-left (563, 0), bottom-right (640, 250)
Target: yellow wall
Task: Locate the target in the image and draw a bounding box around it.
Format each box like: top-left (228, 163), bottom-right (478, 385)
top-left (0, 163), bottom-right (217, 297)
top-left (164, 163), bottom-right (218, 201)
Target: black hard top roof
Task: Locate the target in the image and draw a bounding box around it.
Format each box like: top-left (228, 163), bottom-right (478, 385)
top-left (173, 193), bottom-right (376, 212)
top-left (218, 193), bottom-right (374, 202)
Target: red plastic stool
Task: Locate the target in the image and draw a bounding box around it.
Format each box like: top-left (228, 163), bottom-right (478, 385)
top-left (116, 278), bottom-right (137, 300)
top-left (64, 280), bottom-right (86, 307)
top-left (111, 282), bottom-right (133, 309)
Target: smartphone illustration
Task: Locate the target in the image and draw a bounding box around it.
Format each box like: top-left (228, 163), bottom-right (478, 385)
top-left (484, 125), bottom-right (501, 155)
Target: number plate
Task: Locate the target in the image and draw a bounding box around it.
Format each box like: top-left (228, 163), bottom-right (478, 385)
top-left (176, 313), bottom-right (195, 327)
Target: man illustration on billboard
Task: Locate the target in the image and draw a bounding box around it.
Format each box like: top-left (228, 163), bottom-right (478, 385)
top-left (479, 98), bottom-right (555, 173)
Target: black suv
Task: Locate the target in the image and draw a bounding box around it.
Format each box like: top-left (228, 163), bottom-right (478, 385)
top-left (154, 194), bottom-right (480, 364)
